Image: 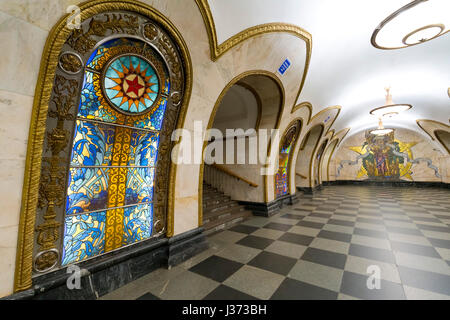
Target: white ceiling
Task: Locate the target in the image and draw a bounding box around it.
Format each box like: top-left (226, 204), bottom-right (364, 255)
top-left (208, 0), bottom-right (450, 137)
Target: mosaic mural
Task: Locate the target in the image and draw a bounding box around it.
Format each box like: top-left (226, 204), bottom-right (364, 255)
top-left (337, 130), bottom-right (440, 180)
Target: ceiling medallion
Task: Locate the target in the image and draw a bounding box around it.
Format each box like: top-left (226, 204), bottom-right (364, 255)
top-left (103, 54), bottom-right (160, 114)
top-left (369, 88), bottom-right (412, 136)
top-left (371, 0), bottom-right (449, 50)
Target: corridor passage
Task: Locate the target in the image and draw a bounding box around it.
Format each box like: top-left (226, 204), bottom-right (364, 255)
top-left (101, 186), bottom-right (450, 300)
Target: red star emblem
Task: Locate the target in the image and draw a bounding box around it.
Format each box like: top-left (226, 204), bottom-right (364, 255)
top-left (125, 76), bottom-right (144, 96)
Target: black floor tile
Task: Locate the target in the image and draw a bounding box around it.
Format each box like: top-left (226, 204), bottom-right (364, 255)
top-left (340, 271), bottom-right (405, 300)
top-left (248, 251), bottom-right (297, 276)
top-left (236, 235), bottom-right (274, 250)
top-left (300, 247), bottom-right (347, 269)
top-left (271, 278), bottom-right (338, 300)
top-left (349, 244), bottom-right (396, 264)
top-left (278, 232), bottom-right (314, 246)
top-left (415, 224), bottom-right (450, 234)
top-left (136, 292), bottom-right (160, 300)
top-left (328, 219), bottom-right (355, 227)
top-left (390, 241), bottom-right (441, 258)
top-left (433, 214), bottom-right (450, 220)
top-left (296, 220), bottom-right (324, 229)
top-left (281, 213), bottom-right (304, 220)
top-left (410, 216), bottom-right (442, 223)
top-left (356, 217), bottom-right (384, 225)
top-left (229, 224), bottom-right (259, 234)
top-left (263, 222), bottom-right (293, 232)
top-left (398, 266), bottom-right (450, 296)
top-left (354, 227), bottom-right (388, 239)
top-left (309, 213), bottom-right (332, 219)
top-left (334, 212), bottom-right (356, 217)
top-left (189, 255), bottom-right (243, 282)
top-left (318, 230), bottom-right (352, 243)
top-left (385, 226), bottom-right (424, 236)
top-left (203, 285), bottom-right (259, 300)
top-left (427, 237), bottom-right (450, 249)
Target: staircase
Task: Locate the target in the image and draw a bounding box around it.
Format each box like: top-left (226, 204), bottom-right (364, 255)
top-left (202, 183), bottom-right (253, 235)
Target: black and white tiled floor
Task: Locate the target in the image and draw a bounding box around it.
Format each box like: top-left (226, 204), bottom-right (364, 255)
top-left (101, 186), bottom-right (450, 300)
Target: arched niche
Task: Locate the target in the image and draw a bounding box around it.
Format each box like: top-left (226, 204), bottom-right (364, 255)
top-left (199, 71), bottom-right (284, 224)
top-left (15, 1), bottom-right (192, 292)
top-left (295, 124), bottom-right (324, 189)
top-left (275, 120), bottom-right (302, 198)
top-left (435, 129), bottom-right (450, 154)
top-left (314, 139), bottom-right (329, 186)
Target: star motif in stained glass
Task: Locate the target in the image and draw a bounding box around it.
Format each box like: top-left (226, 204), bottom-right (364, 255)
top-left (103, 55), bottom-right (159, 113)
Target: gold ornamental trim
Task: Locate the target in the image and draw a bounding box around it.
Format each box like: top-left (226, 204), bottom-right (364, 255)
top-left (274, 118), bottom-right (303, 198)
top-left (416, 119), bottom-right (450, 154)
top-left (194, 0), bottom-right (312, 114)
top-left (14, 0), bottom-right (193, 293)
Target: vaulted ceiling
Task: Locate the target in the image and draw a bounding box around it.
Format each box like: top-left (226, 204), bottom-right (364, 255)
top-left (207, 0), bottom-right (450, 140)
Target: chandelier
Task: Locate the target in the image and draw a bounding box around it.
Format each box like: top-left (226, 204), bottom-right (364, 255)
top-left (371, 0), bottom-right (450, 50)
top-left (369, 87), bottom-right (412, 135)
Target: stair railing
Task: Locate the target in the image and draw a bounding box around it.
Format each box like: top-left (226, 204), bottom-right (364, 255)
top-left (296, 172), bottom-right (308, 179)
top-left (204, 164), bottom-right (259, 189)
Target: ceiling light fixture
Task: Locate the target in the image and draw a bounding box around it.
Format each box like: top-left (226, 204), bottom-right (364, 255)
top-left (369, 87), bottom-right (412, 135)
top-left (371, 0), bottom-right (450, 50)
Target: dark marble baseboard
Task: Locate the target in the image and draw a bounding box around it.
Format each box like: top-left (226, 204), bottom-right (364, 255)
top-left (297, 184), bottom-right (323, 194)
top-left (4, 228), bottom-right (208, 300)
top-left (238, 192), bottom-right (300, 217)
top-left (324, 180), bottom-right (450, 188)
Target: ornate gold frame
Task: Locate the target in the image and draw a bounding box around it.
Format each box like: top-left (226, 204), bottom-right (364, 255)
top-left (274, 118), bottom-right (303, 198)
top-left (14, 0), bottom-right (193, 293)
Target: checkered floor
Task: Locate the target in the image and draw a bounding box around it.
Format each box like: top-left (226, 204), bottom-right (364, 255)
top-left (100, 185), bottom-right (450, 300)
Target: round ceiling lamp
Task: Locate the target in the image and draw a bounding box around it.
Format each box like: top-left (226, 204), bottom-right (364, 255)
top-left (369, 87), bottom-right (412, 117)
top-left (369, 88), bottom-right (412, 135)
top-left (371, 0), bottom-right (450, 50)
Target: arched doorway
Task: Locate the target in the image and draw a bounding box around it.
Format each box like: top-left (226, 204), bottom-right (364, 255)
top-left (200, 71), bottom-right (283, 231)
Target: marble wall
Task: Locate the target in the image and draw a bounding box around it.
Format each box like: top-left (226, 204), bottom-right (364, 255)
top-left (0, 0), bottom-right (310, 297)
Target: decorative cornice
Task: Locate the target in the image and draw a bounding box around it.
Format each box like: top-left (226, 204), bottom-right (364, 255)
top-left (194, 0), bottom-right (312, 109)
top-left (416, 119), bottom-right (450, 154)
top-left (291, 101), bottom-right (313, 115)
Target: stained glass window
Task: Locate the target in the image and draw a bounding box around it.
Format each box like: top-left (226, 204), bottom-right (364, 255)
top-left (275, 122), bottom-right (300, 198)
top-left (62, 38), bottom-right (170, 266)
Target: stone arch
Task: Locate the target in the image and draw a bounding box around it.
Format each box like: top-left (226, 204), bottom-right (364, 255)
top-left (199, 70), bottom-right (284, 225)
top-left (14, 0), bottom-right (192, 293)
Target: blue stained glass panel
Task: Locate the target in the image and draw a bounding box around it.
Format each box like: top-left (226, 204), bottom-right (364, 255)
top-left (78, 71), bottom-right (119, 124)
top-left (128, 130), bottom-right (159, 167)
top-left (70, 120), bottom-right (115, 166)
top-left (61, 211), bottom-right (106, 265)
top-left (131, 99), bottom-right (168, 131)
top-left (122, 204), bottom-right (153, 245)
top-left (66, 167), bottom-right (109, 215)
top-left (275, 166), bottom-right (288, 197)
top-left (125, 167), bottom-right (154, 205)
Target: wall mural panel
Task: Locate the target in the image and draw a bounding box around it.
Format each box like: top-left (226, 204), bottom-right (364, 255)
top-left (336, 129), bottom-right (441, 181)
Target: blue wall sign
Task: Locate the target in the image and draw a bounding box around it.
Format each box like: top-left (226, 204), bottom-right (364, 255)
top-left (278, 58), bottom-right (291, 75)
